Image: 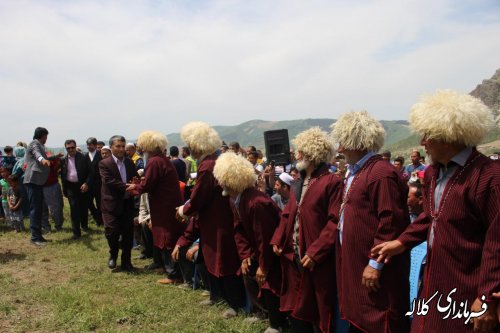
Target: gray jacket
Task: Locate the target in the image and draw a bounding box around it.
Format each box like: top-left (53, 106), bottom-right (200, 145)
top-left (23, 139), bottom-right (50, 185)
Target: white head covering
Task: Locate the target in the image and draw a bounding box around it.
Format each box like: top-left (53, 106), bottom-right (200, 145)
top-left (279, 172), bottom-right (294, 186)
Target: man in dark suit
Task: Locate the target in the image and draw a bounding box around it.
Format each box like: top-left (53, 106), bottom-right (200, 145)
top-left (99, 135), bottom-right (138, 272)
top-left (85, 137), bottom-right (103, 226)
top-left (61, 139), bottom-right (92, 239)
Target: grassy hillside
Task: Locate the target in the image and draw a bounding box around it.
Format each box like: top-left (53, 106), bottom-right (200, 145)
top-left (166, 118), bottom-right (412, 150)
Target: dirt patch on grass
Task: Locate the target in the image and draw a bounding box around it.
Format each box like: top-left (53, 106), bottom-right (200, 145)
top-left (0, 235), bottom-right (72, 286)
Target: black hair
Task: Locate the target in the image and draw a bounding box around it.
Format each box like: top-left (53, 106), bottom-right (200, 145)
top-left (248, 151), bottom-right (258, 159)
top-left (33, 127), bottom-right (49, 140)
top-left (97, 141), bottom-right (105, 146)
top-left (170, 146), bottom-right (179, 157)
top-left (109, 135), bottom-right (126, 147)
top-left (229, 142), bottom-right (240, 150)
top-left (409, 181), bottom-right (423, 197)
top-left (394, 156), bottom-right (405, 164)
top-left (64, 139), bottom-right (76, 147)
top-left (86, 137), bottom-right (97, 145)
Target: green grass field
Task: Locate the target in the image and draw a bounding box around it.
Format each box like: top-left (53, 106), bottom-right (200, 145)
top-left (0, 209), bottom-right (267, 333)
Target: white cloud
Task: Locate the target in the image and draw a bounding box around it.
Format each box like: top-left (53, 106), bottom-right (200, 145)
top-left (1, 0), bottom-right (499, 146)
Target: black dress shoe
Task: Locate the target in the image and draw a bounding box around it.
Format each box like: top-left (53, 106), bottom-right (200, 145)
top-left (121, 263), bottom-right (135, 272)
top-left (108, 257), bottom-right (117, 269)
top-left (71, 234), bottom-right (81, 240)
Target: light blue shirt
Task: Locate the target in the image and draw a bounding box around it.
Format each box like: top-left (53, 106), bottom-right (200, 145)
top-left (429, 147), bottom-right (472, 248)
top-left (339, 152), bottom-right (384, 270)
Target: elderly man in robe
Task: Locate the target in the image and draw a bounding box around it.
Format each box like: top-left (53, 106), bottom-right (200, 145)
top-left (372, 90), bottom-right (500, 333)
top-left (126, 130), bottom-right (184, 284)
top-left (213, 152), bottom-right (287, 333)
top-left (270, 127), bottom-right (344, 333)
top-left (175, 122), bottom-right (245, 319)
top-left (331, 111), bottom-right (411, 333)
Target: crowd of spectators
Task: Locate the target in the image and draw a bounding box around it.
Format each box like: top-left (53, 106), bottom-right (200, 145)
top-left (1, 90), bottom-right (499, 332)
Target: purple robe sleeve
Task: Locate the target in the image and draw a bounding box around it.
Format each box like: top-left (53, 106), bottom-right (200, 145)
top-left (182, 167), bottom-right (212, 216)
top-left (176, 218), bottom-right (200, 248)
top-left (233, 206), bottom-right (253, 261)
top-left (135, 159), bottom-right (159, 194)
top-left (270, 200), bottom-right (290, 248)
top-left (368, 176), bottom-right (410, 263)
top-left (251, 202), bottom-right (279, 274)
top-left (306, 179), bottom-right (342, 265)
top-left (398, 212), bottom-right (430, 248)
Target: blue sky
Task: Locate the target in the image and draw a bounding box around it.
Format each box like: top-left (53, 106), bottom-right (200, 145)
top-left (1, 0), bottom-right (499, 146)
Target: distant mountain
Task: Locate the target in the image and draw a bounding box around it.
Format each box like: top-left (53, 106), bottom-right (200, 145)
top-left (471, 68), bottom-right (500, 120)
top-left (387, 68), bottom-right (500, 157)
top-left (166, 119), bottom-right (412, 151)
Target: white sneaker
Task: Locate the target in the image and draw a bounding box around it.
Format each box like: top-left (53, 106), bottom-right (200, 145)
top-left (198, 299), bottom-right (214, 306)
top-left (243, 316), bottom-right (265, 324)
top-left (263, 327), bottom-right (281, 333)
top-left (222, 308), bottom-right (237, 319)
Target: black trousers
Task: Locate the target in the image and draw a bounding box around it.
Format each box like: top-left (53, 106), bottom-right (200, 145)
top-left (87, 184), bottom-right (102, 225)
top-left (104, 207), bottom-right (134, 267)
top-left (208, 273), bottom-right (246, 310)
top-left (66, 182), bottom-right (89, 236)
top-left (175, 246), bottom-right (195, 285)
top-left (141, 223), bottom-right (154, 258)
top-left (243, 260), bottom-right (287, 329)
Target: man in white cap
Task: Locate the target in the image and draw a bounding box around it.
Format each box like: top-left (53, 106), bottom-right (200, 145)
top-left (372, 90), bottom-right (499, 333)
top-left (271, 172), bottom-right (293, 210)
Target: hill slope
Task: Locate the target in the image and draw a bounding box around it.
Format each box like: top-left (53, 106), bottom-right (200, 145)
top-left (166, 119), bottom-right (411, 150)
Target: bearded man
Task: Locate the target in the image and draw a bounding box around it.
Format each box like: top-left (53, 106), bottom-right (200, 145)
top-left (270, 127), bottom-right (344, 333)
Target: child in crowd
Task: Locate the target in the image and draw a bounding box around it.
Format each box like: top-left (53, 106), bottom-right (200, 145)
top-left (7, 175), bottom-right (24, 232)
top-left (0, 167), bottom-right (11, 227)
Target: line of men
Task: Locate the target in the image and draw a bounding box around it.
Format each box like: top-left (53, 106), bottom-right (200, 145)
top-left (23, 89), bottom-right (499, 332)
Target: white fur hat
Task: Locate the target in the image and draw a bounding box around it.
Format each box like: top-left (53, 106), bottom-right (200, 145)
top-left (180, 122), bottom-right (222, 155)
top-left (137, 130), bottom-right (168, 153)
top-left (292, 127), bottom-right (334, 165)
top-left (409, 89), bottom-right (495, 147)
top-left (213, 152), bottom-right (257, 193)
top-left (330, 111), bottom-right (385, 152)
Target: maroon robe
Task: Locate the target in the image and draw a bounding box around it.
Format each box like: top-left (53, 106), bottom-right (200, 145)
top-left (176, 217), bottom-right (200, 248)
top-left (233, 187), bottom-right (282, 295)
top-left (398, 149), bottom-right (500, 333)
top-left (336, 155), bottom-right (410, 333)
top-left (271, 164), bottom-right (342, 333)
top-left (135, 155), bottom-right (184, 250)
top-left (181, 153), bottom-right (240, 277)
